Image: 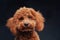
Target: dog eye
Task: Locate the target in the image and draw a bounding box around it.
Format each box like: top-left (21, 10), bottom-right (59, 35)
top-left (19, 17), bottom-right (24, 20)
top-left (28, 16), bottom-right (32, 19)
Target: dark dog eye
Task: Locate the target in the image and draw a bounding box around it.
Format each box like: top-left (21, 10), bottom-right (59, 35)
top-left (19, 17), bottom-right (24, 20)
top-left (28, 16), bottom-right (36, 20)
top-left (28, 16), bottom-right (32, 19)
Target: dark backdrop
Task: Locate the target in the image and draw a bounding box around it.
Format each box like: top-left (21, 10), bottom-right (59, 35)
top-left (0, 0), bottom-right (59, 40)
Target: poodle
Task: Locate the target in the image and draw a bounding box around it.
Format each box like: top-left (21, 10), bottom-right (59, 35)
top-left (6, 7), bottom-right (45, 40)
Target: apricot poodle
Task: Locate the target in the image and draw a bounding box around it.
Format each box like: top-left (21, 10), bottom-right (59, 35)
top-left (6, 7), bottom-right (45, 40)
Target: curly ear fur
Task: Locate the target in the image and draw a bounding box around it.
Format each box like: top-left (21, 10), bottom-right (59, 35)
top-left (35, 12), bottom-right (45, 31)
top-left (30, 8), bottom-right (45, 31)
top-left (6, 18), bottom-right (18, 35)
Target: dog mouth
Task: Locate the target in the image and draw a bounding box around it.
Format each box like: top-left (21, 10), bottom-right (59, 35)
top-left (16, 28), bottom-right (34, 36)
top-left (17, 27), bottom-right (34, 32)
top-left (16, 25), bottom-right (35, 36)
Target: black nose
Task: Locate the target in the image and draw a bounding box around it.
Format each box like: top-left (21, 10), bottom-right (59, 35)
top-left (24, 23), bottom-right (29, 27)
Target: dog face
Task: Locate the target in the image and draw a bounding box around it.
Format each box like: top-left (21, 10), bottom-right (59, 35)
top-left (6, 7), bottom-right (44, 35)
top-left (15, 10), bottom-right (36, 32)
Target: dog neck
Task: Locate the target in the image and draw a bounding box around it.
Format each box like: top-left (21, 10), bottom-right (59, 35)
top-left (15, 31), bottom-right (34, 40)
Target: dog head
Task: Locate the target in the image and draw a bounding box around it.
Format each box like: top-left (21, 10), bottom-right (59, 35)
top-left (6, 7), bottom-right (45, 35)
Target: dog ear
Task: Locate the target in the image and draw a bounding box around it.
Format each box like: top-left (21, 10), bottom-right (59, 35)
top-left (6, 18), bottom-right (17, 35)
top-left (35, 12), bottom-right (45, 31)
top-left (30, 8), bottom-right (45, 31)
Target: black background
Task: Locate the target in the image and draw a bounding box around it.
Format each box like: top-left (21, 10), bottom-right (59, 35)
top-left (0, 0), bottom-right (59, 40)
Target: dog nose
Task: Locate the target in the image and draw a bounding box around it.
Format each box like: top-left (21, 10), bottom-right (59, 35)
top-left (24, 23), bottom-right (29, 27)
